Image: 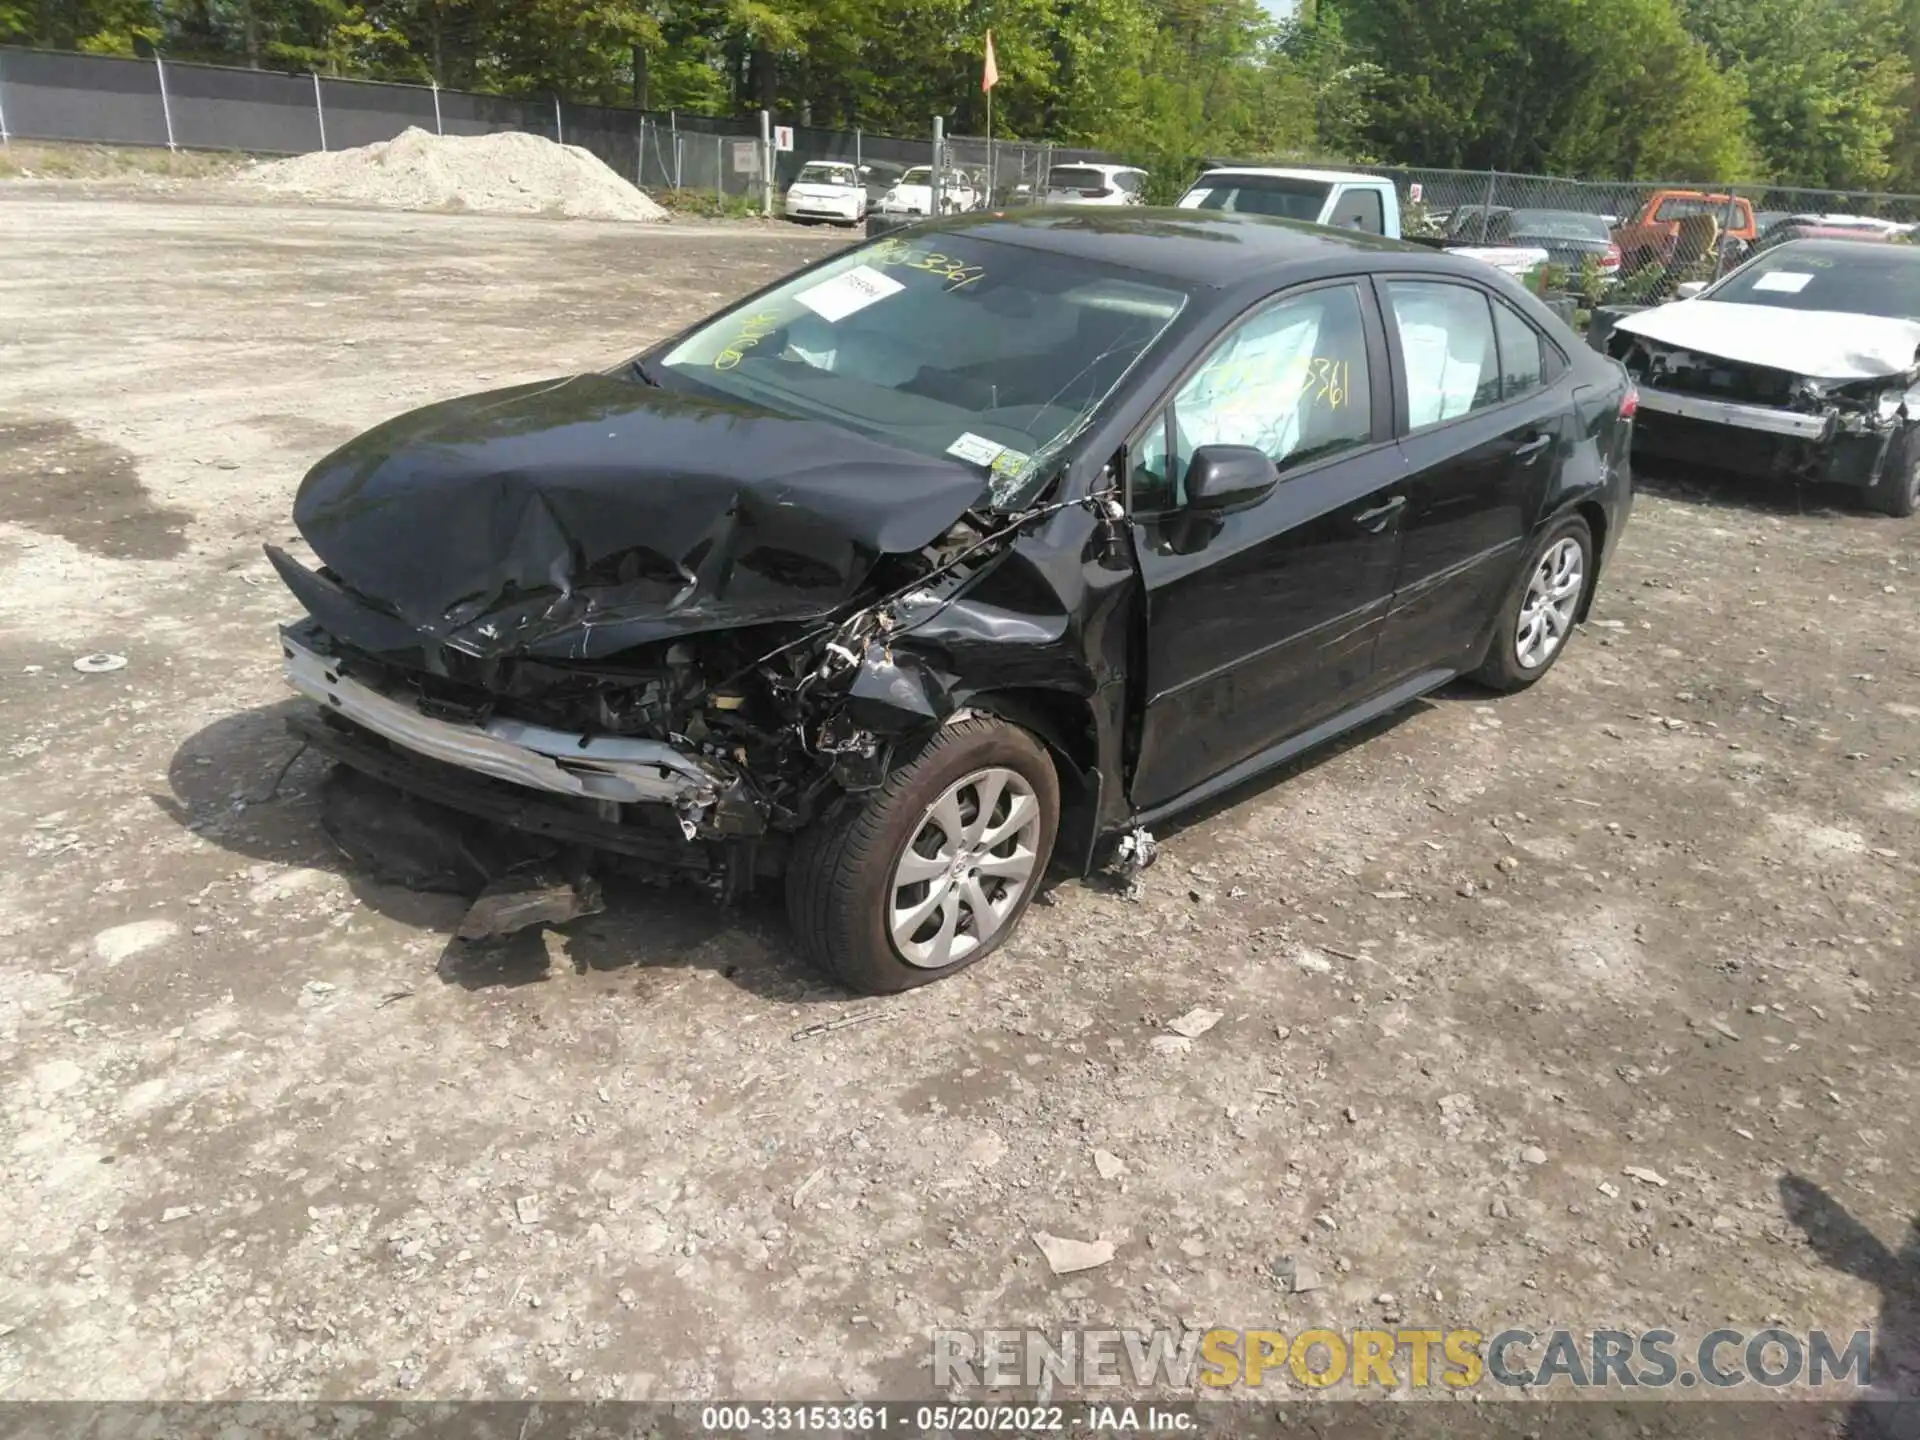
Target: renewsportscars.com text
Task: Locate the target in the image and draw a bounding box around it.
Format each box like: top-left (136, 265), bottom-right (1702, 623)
top-left (932, 1327), bottom-right (1874, 1392)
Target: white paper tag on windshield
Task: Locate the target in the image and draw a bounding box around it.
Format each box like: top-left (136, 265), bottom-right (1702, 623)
top-left (1752, 271), bottom-right (1813, 293)
top-left (795, 264), bottom-right (904, 323)
top-left (946, 432), bottom-right (1007, 466)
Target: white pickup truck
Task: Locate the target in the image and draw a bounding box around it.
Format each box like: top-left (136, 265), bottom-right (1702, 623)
top-left (1175, 166), bottom-right (1549, 280)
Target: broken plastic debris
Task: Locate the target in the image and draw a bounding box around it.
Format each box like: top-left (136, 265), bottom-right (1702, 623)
top-left (1166, 1006), bottom-right (1223, 1039)
top-left (1033, 1232), bottom-right (1114, 1275)
top-left (72, 652), bottom-right (128, 674)
top-left (455, 870), bottom-right (604, 942)
top-left (1110, 825), bottom-right (1159, 901)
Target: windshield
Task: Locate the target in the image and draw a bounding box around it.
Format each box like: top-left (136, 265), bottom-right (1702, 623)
top-left (797, 163), bottom-right (855, 186)
top-left (1187, 174), bottom-right (1332, 222)
top-left (657, 234), bottom-right (1188, 508)
top-left (1507, 210), bottom-right (1610, 240)
top-left (1708, 245), bottom-right (1920, 320)
top-left (900, 167), bottom-right (932, 186)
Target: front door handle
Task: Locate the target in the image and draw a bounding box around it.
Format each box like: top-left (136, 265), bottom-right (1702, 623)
top-left (1352, 495), bottom-right (1406, 532)
top-left (1514, 433), bottom-right (1553, 463)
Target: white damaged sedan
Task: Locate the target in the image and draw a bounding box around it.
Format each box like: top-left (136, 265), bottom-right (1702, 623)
top-left (1606, 239), bottom-right (1920, 516)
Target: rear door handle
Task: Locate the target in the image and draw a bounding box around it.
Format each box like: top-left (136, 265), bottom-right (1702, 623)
top-left (1352, 495), bottom-right (1406, 532)
top-left (1514, 433), bottom-right (1553, 462)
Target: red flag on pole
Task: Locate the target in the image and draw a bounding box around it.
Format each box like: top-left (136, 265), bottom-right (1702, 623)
top-left (982, 30), bottom-right (999, 92)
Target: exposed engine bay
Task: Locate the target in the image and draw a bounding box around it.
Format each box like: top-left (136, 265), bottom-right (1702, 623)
top-left (277, 503), bottom-right (1042, 854)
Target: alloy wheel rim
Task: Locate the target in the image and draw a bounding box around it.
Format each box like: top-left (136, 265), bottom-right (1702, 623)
top-left (889, 766), bottom-right (1041, 969)
top-left (1514, 536), bottom-right (1585, 670)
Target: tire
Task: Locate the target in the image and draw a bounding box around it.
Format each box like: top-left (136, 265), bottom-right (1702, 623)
top-left (785, 716), bottom-right (1059, 994)
top-left (1472, 513), bottom-right (1594, 693)
top-left (1864, 425), bottom-right (1920, 518)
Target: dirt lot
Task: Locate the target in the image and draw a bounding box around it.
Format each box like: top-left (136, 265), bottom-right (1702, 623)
top-left (0, 191), bottom-right (1915, 1405)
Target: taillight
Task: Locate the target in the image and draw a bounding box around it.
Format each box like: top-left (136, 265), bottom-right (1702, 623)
top-left (1603, 242), bottom-right (1622, 269)
top-left (1620, 388), bottom-right (1639, 420)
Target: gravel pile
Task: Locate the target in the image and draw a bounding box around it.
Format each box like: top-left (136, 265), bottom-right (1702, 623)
top-left (242, 126), bottom-right (667, 222)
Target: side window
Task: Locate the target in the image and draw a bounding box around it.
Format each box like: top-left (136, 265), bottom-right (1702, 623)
top-left (1130, 284), bottom-right (1373, 511)
top-left (1491, 298), bottom-right (1544, 398)
top-left (1385, 280), bottom-right (1502, 428)
top-left (1116, 172), bottom-right (1145, 195)
top-left (1328, 187), bottom-right (1385, 233)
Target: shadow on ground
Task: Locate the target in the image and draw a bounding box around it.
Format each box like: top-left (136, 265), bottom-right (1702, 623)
top-left (156, 699), bottom-right (842, 1004)
top-left (1780, 1173), bottom-right (1920, 1437)
top-left (1635, 459), bottom-right (1864, 519)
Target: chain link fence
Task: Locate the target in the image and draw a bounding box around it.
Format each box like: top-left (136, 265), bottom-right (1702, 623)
top-left (11, 42), bottom-right (1920, 299)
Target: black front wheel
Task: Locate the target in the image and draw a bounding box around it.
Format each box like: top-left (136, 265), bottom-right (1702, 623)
top-left (785, 717), bottom-right (1060, 994)
top-left (1864, 424), bottom-right (1920, 518)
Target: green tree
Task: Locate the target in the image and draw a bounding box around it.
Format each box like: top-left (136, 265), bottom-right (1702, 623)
top-left (1683, 0), bottom-right (1909, 187)
top-left (1344, 0), bottom-right (1754, 179)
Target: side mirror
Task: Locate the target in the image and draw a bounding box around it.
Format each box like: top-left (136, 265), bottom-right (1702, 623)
top-left (1675, 281), bottom-right (1708, 300)
top-left (1185, 445), bottom-right (1278, 512)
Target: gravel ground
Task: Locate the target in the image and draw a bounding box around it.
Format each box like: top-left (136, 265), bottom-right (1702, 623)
top-left (0, 192), bottom-right (1915, 1406)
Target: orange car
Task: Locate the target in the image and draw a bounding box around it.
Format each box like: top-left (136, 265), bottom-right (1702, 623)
top-left (1614, 190), bottom-right (1758, 270)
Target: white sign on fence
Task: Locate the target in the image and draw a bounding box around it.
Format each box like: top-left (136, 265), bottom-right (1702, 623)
top-left (1409, 182), bottom-right (1424, 203)
top-left (774, 126), bottom-right (795, 153)
top-left (732, 140), bottom-right (761, 174)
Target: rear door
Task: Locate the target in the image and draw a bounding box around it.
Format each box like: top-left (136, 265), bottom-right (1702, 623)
top-left (1371, 278), bottom-right (1573, 683)
top-left (1126, 279), bottom-right (1409, 812)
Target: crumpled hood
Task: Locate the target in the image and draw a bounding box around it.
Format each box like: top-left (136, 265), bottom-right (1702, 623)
top-left (278, 372), bottom-right (987, 661)
top-left (1616, 300), bottom-right (1920, 381)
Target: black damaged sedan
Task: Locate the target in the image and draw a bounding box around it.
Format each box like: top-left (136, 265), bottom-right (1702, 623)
top-left (271, 210), bottom-right (1635, 993)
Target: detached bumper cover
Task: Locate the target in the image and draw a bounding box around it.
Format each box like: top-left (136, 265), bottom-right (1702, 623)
top-left (1634, 387), bottom-right (1831, 439)
top-left (279, 628), bottom-right (763, 837)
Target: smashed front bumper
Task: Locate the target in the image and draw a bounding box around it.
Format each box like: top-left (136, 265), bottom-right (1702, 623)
top-left (1631, 393), bottom-right (1894, 489)
top-left (1633, 388), bottom-right (1830, 440)
top-left (280, 625), bottom-right (769, 855)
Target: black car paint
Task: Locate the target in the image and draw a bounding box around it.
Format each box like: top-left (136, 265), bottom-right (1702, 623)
top-left (277, 376), bottom-right (989, 661)
top-left (277, 208), bottom-right (1633, 878)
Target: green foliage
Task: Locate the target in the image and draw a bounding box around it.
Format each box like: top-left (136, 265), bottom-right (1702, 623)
top-left (1343, 0), bottom-right (1757, 180)
top-left (8, 0), bottom-right (1920, 192)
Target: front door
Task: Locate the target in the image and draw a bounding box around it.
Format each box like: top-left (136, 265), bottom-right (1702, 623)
top-left (1126, 279), bottom-right (1408, 812)
top-left (1371, 278), bottom-right (1570, 681)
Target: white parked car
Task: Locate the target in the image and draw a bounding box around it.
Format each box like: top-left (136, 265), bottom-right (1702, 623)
top-left (1043, 163), bottom-right (1148, 206)
top-left (783, 161), bottom-right (867, 226)
top-left (876, 166), bottom-right (980, 219)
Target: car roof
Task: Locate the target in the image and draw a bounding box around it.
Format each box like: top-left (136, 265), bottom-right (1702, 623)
top-left (1195, 166), bottom-right (1385, 186)
top-left (1778, 213), bottom-right (1894, 227)
top-left (920, 207), bottom-right (1443, 286)
top-left (1757, 237), bottom-right (1920, 262)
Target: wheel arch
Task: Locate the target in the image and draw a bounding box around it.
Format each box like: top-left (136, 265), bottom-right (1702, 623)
top-left (954, 685), bottom-right (1104, 877)
top-left (1573, 497), bottom-right (1608, 621)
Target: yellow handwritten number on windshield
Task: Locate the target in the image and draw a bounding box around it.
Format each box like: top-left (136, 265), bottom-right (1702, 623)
top-left (715, 311), bottom-right (782, 370)
top-left (868, 238), bottom-right (985, 291)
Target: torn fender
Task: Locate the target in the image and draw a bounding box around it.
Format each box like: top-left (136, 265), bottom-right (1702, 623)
top-left (288, 373), bottom-right (989, 661)
top-left (1615, 301), bottom-right (1920, 381)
